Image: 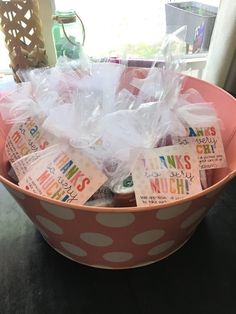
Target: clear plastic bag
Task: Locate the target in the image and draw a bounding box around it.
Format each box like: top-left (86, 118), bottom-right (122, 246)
top-left (1, 29), bottom-right (227, 205)
top-left (41, 61), bottom-right (127, 146)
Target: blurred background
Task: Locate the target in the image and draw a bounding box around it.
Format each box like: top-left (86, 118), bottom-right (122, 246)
top-left (0, 0), bottom-right (220, 75)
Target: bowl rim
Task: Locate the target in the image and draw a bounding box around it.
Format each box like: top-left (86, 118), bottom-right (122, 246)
top-left (1, 169), bottom-right (235, 213)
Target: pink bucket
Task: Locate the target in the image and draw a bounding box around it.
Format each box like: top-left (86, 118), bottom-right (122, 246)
top-left (1, 69), bottom-right (236, 269)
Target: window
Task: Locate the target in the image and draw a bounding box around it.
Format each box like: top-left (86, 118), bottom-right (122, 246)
top-left (53, 0), bottom-right (220, 77)
top-left (55, 0), bottom-right (168, 59)
top-left (0, 0), bottom-right (221, 78)
top-left (0, 31), bottom-right (10, 74)
top-left (54, 0), bottom-right (220, 58)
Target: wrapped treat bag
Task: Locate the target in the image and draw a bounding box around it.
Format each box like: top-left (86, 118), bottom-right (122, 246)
top-left (17, 63), bottom-right (126, 205)
top-left (93, 102), bottom-right (161, 179)
top-left (94, 89), bottom-right (216, 206)
top-left (1, 56), bottom-right (126, 169)
top-left (129, 67), bottom-right (162, 109)
top-left (129, 90), bottom-right (223, 205)
top-left (173, 87), bottom-right (226, 175)
top-left (114, 88), bottom-right (137, 111)
top-left (130, 28), bottom-right (226, 192)
top-left (17, 56), bottom-right (89, 103)
top-left (65, 61), bottom-right (127, 115)
top-left (43, 95), bottom-right (101, 149)
top-left (171, 86), bottom-right (226, 188)
top-left (0, 77), bottom-right (60, 169)
top-left (41, 61), bottom-right (128, 149)
top-left (0, 55), bottom-right (90, 170)
top-left (80, 100), bottom-right (166, 206)
top-left (138, 82), bottom-right (226, 188)
top-left (130, 27), bottom-right (187, 109)
top-left (41, 61), bottom-right (126, 148)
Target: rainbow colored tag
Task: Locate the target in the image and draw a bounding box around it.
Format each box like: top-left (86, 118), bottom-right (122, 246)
top-left (5, 116), bottom-right (50, 163)
top-left (173, 123), bottom-right (227, 170)
top-left (131, 145), bottom-right (202, 206)
top-left (19, 146), bottom-right (107, 204)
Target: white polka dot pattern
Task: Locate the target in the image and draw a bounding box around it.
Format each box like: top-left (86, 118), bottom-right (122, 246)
top-left (156, 202), bottom-right (191, 220)
top-left (9, 189), bottom-right (26, 200)
top-left (80, 232), bottom-right (113, 247)
top-left (36, 215), bottom-right (64, 235)
top-left (103, 252), bottom-right (133, 262)
top-left (61, 242), bottom-right (87, 257)
top-left (40, 201), bottom-right (75, 220)
top-left (96, 213), bottom-right (135, 227)
top-left (148, 240), bottom-right (175, 256)
top-left (181, 207), bottom-right (207, 229)
top-left (132, 229), bottom-right (165, 245)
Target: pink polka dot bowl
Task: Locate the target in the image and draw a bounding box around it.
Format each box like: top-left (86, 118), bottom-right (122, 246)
top-left (1, 70), bottom-right (236, 269)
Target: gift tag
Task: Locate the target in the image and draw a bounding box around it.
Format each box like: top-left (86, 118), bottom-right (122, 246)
top-left (12, 144), bottom-right (60, 181)
top-left (173, 123), bottom-right (227, 170)
top-left (131, 145), bottom-right (202, 206)
top-left (19, 146), bottom-right (108, 205)
top-left (5, 116), bottom-right (50, 164)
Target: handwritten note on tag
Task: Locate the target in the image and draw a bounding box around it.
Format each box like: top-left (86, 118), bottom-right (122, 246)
top-left (19, 146), bottom-right (107, 205)
top-left (5, 116), bottom-right (50, 164)
top-left (131, 145), bottom-right (202, 206)
top-left (173, 123), bottom-right (227, 170)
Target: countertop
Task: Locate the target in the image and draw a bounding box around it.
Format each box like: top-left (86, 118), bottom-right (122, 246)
top-left (0, 179), bottom-right (236, 314)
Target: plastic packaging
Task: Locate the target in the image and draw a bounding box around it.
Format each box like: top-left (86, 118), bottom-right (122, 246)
top-left (0, 29), bottom-right (227, 206)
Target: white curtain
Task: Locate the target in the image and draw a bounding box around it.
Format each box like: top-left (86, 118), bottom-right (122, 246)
top-left (204, 0), bottom-right (236, 95)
